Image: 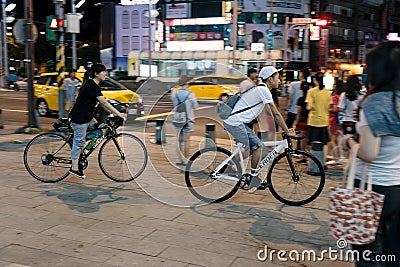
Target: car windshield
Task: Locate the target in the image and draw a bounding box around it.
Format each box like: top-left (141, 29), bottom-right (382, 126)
top-left (215, 77), bottom-right (246, 84)
top-left (99, 78), bottom-right (127, 91)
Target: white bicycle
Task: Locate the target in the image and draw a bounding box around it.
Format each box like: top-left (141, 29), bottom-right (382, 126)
top-left (185, 133), bottom-right (325, 206)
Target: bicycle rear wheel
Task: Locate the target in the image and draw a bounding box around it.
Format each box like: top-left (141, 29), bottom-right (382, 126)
top-left (185, 147), bottom-right (242, 203)
top-left (23, 133), bottom-right (72, 183)
top-left (267, 150), bottom-right (325, 206)
top-left (98, 133), bottom-right (147, 182)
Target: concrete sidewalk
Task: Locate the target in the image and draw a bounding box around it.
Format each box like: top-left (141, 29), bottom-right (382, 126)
top-left (0, 123), bottom-right (353, 267)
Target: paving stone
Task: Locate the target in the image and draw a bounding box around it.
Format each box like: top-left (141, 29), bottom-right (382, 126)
top-left (43, 239), bottom-right (121, 263)
top-left (42, 225), bottom-right (110, 244)
top-left (144, 230), bottom-right (212, 249)
top-left (130, 216), bottom-right (196, 234)
top-left (54, 256), bottom-right (119, 267)
top-left (0, 229), bottom-right (60, 250)
top-left (37, 213), bottom-right (101, 229)
top-left (0, 245), bottom-right (66, 267)
top-left (0, 204), bottom-right (50, 220)
top-left (96, 235), bottom-right (169, 256)
top-left (106, 251), bottom-right (187, 267)
top-left (0, 195), bottom-right (49, 209)
top-left (159, 245), bottom-right (235, 267)
top-left (88, 220), bottom-right (155, 239)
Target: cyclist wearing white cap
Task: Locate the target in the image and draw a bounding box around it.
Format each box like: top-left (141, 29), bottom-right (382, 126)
top-left (223, 66), bottom-right (290, 192)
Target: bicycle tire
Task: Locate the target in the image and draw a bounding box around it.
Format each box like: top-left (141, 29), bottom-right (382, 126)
top-left (267, 150), bottom-right (325, 206)
top-left (23, 133), bottom-right (72, 183)
top-left (185, 147), bottom-right (242, 203)
top-left (98, 133), bottom-right (148, 182)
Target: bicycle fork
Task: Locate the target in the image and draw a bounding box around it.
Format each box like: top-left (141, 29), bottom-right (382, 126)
top-left (285, 149), bottom-right (300, 182)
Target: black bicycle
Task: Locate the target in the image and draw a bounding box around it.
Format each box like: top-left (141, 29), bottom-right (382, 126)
top-left (23, 116), bottom-right (148, 183)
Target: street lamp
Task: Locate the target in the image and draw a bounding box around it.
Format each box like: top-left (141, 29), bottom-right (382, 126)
top-left (0, 0), bottom-right (16, 87)
top-left (144, 6), bottom-right (158, 77)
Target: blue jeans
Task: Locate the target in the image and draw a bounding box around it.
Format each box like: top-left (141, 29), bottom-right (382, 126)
top-left (71, 122), bottom-right (90, 160)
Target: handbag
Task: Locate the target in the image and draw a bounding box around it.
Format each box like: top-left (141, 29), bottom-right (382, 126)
top-left (329, 144), bottom-right (385, 245)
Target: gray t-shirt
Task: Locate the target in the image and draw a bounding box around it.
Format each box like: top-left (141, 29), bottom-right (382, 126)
top-left (288, 81), bottom-right (303, 114)
top-left (355, 91), bottom-right (400, 186)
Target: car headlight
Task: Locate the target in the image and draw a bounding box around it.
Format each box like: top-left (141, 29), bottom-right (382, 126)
top-left (106, 98), bottom-right (121, 105)
top-left (138, 98), bottom-right (143, 104)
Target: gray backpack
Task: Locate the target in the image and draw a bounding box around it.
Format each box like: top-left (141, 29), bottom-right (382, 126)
top-left (216, 85), bottom-right (262, 120)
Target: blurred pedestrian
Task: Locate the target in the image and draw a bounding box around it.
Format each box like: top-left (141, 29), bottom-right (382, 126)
top-left (172, 76), bottom-right (198, 166)
top-left (338, 75), bottom-right (363, 134)
top-left (286, 68), bottom-right (310, 128)
top-left (305, 72), bottom-right (333, 163)
top-left (64, 68), bottom-right (81, 111)
top-left (294, 76), bottom-right (311, 152)
top-left (327, 79), bottom-right (346, 164)
top-left (68, 63), bottom-right (126, 178)
top-left (343, 41), bottom-right (400, 267)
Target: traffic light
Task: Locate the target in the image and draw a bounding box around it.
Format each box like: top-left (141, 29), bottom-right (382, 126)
top-left (46, 15), bottom-right (62, 44)
top-left (281, 69), bottom-right (286, 83)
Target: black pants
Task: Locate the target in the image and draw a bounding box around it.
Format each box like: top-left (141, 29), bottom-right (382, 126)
top-left (286, 112), bottom-right (296, 128)
top-left (352, 181), bottom-right (400, 267)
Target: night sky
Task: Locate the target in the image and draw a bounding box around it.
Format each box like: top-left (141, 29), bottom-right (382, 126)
top-left (11, 0), bottom-right (119, 43)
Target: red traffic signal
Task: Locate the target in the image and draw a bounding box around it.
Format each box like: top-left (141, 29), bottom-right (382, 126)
top-left (49, 18), bottom-right (64, 29)
top-left (315, 19), bottom-right (328, 26)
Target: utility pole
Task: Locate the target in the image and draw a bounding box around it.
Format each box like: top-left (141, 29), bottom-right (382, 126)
top-left (266, 0), bottom-right (273, 65)
top-left (71, 1), bottom-right (77, 69)
top-left (25, 0), bottom-right (37, 128)
top-left (2, 0), bottom-right (8, 81)
top-left (55, 0), bottom-right (65, 119)
top-left (231, 0), bottom-right (238, 71)
top-left (148, 0), bottom-right (152, 77)
top-left (0, 0), bottom-right (3, 88)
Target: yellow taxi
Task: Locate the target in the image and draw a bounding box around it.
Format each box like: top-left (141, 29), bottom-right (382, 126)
top-left (34, 72), bottom-right (144, 117)
top-left (172, 76), bottom-right (247, 100)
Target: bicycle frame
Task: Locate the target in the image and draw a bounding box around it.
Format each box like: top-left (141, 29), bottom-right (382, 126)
top-left (210, 139), bottom-right (289, 182)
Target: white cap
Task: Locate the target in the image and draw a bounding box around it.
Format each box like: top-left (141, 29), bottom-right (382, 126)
top-left (259, 66), bottom-right (282, 79)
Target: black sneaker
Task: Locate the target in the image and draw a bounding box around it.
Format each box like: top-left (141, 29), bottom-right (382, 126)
top-left (69, 168), bottom-right (86, 179)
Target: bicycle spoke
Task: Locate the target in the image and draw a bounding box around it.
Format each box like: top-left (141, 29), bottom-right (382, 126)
top-left (185, 147), bottom-right (242, 203)
top-left (99, 133), bottom-right (147, 182)
top-left (268, 150), bottom-right (325, 206)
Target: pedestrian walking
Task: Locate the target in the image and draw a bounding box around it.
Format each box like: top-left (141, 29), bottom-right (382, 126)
top-left (68, 63), bottom-right (126, 178)
top-left (172, 77), bottom-right (198, 166)
top-left (305, 72), bottom-right (333, 162)
top-left (342, 41), bottom-right (400, 267)
top-left (286, 68), bottom-right (310, 128)
top-left (338, 75), bottom-right (363, 134)
top-left (64, 68), bottom-right (81, 111)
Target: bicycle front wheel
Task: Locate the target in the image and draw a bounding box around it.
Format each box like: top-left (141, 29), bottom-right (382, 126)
top-left (185, 147), bottom-right (242, 203)
top-left (23, 133), bottom-right (72, 183)
top-left (267, 150), bottom-right (325, 206)
top-left (98, 133), bottom-right (148, 182)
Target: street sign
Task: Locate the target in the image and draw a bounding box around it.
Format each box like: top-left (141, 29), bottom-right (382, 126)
top-left (13, 19), bottom-right (38, 44)
top-left (292, 18), bottom-right (312, 24)
top-left (267, 29), bottom-right (273, 50)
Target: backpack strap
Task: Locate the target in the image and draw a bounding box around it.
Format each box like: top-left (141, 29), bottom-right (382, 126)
top-left (230, 101), bottom-right (263, 116)
top-left (175, 90), bottom-right (190, 105)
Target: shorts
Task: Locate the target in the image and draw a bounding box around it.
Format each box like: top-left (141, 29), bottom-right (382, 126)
top-left (223, 122), bottom-right (262, 150)
top-left (308, 126), bottom-right (330, 145)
